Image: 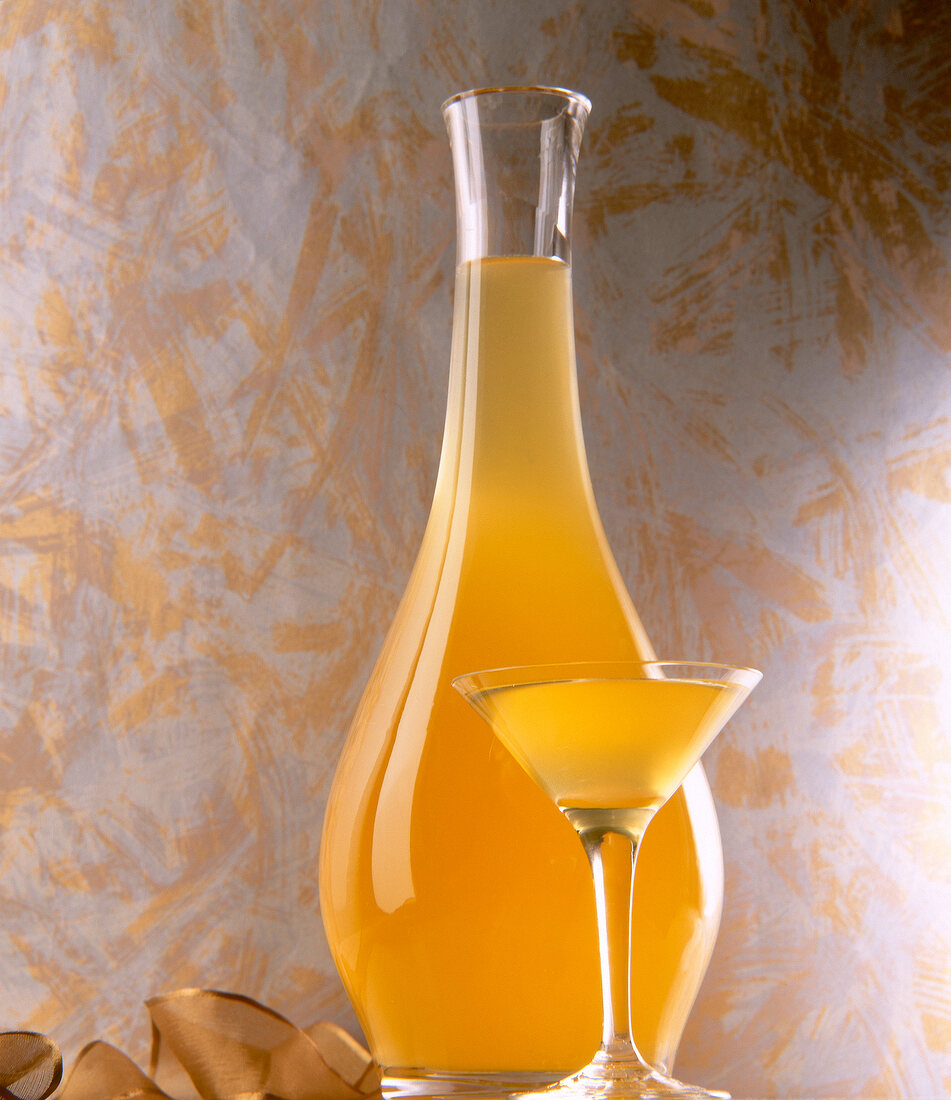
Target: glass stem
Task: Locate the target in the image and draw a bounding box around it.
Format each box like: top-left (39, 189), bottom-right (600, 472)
top-left (577, 817), bottom-right (654, 1067)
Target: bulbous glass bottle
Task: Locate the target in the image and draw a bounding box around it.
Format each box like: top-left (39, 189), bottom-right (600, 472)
top-left (319, 87), bottom-right (723, 1098)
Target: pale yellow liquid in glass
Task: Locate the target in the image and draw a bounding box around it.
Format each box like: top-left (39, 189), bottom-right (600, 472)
top-left (320, 257), bottom-right (723, 1076)
top-left (466, 678), bottom-right (746, 813)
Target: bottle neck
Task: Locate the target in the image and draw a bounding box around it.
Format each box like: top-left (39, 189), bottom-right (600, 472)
top-left (443, 87), bottom-right (589, 265)
top-left (441, 256), bottom-right (595, 511)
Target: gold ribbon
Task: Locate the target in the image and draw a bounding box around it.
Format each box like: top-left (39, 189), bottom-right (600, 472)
top-left (0, 1032), bottom-right (62, 1100)
top-left (1, 990), bottom-right (381, 1100)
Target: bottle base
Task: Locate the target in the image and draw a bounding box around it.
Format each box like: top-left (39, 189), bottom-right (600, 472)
top-left (382, 1070), bottom-right (565, 1099)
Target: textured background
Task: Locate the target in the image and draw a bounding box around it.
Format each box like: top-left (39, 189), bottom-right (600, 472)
top-left (1, 2), bottom-right (950, 1097)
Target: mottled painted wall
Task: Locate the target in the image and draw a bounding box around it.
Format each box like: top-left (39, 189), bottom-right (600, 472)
top-left (1, 2), bottom-right (949, 1098)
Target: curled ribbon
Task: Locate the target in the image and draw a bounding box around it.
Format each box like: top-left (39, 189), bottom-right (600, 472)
top-left (0, 1032), bottom-right (62, 1100)
top-left (1, 990), bottom-right (381, 1100)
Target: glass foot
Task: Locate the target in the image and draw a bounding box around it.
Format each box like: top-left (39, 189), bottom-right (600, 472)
top-left (514, 1056), bottom-right (729, 1100)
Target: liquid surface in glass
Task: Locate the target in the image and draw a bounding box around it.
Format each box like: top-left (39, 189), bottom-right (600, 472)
top-left (467, 677), bottom-right (747, 813)
top-left (319, 257), bottom-right (723, 1076)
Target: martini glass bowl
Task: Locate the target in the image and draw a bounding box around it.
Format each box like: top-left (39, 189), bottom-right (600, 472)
top-left (452, 660), bottom-right (761, 1099)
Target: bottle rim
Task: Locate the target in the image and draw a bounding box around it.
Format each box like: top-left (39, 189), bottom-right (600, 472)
top-left (441, 85), bottom-right (592, 120)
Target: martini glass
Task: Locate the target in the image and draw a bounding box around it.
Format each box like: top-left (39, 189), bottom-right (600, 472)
top-left (452, 661), bottom-right (761, 1100)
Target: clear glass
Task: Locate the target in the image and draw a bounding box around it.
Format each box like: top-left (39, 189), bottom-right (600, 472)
top-left (443, 86), bottom-right (590, 262)
top-left (319, 87), bottom-right (726, 1099)
top-left (454, 661), bottom-right (761, 1100)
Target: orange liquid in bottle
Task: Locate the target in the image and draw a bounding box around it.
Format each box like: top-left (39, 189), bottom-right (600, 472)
top-left (319, 257), bottom-right (722, 1078)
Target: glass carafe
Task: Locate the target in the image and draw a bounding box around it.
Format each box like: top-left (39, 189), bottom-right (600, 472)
top-left (319, 87), bottom-right (724, 1098)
